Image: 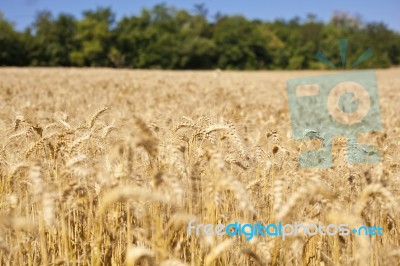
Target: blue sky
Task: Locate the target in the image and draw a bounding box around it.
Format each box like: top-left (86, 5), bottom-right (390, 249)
top-left (1, 0), bottom-right (399, 32)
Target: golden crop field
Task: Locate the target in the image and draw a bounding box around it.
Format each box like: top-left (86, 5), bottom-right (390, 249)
top-left (0, 68), bottom-right (399, 266)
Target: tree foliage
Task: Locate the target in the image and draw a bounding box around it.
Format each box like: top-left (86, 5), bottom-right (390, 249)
top-left (0, 6), bottom-right (399, 69)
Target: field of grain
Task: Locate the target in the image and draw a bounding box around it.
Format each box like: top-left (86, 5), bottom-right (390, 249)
top-left (0, 68), bottom-right (399, 266)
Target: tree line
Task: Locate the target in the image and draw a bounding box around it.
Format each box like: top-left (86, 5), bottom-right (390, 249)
top-left (1, 4), bottom-right (399, 69)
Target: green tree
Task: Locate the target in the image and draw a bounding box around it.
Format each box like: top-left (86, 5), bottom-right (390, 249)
top-left (0, 12), bottom-right (28, 65)
top-left (136, 4), bottom-right (182, 68)
top-left (213, 16), bottom-right (274, 69)
top-left (29, 11), bottom-right (77, 66)
top-left (0, 5), bottom-right (399, 69)
top-left (114, 9), bottom-right (151, 68)
top-left (174, 9), bottom-right (215, 69)
top-left (70, 8), bottom-right (114, 66)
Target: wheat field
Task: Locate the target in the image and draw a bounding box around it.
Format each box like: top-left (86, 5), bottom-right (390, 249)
top-left (0, 68), bottom-right (399, 266)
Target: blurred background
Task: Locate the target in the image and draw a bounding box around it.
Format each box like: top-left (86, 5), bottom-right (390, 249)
top-left (0, 0), bottom-right (399, 69)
